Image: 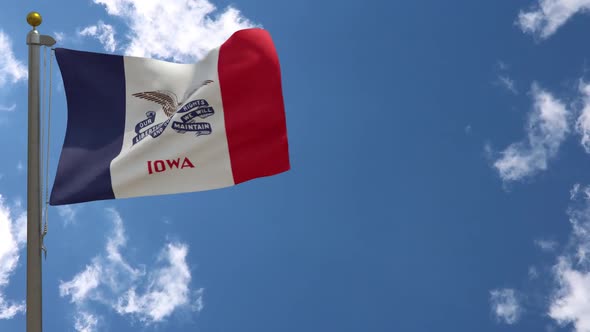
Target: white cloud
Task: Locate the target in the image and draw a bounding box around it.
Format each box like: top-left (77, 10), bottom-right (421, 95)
top-left (0, 195), bottom-right (26, 319)
top-left (545, 188), bottom-right (590, 331)
top-left (60, 209), bottom-right (142, 305)
top-left (575, 83), bottom-right (590, 153)
top-left (550, 259), bottom-right (590, 331)
top-left (497, 61), bottom-right (509, 71)
top-left (0, 104), bottom-right (15, 112)
top-left (465, 124), bottom-right (472, 134)
top-left (114, 243), bottom-right (201, 323)
top-left (493, 84), bottom-right (569, 182)
top-left (567, 197), bottom-right (590, 265)
top-left (529, 266), bottom-right (539, 279)
top-left (573, 183), bottom-right (582, 199)
top-left (490, 288), bottom-right (521, 324)
top-left (518, 0), bottom-right (590, 39)
top-left (103, 209), bottom-right (144, 282)
top-left (60, 263), bottom-right (102, 305)
top-left (74, 311), bottom-right (99, 332)
top-left (489, 188), bottom-right (590, 331)
top-left (57, 205), bottom-right (78, 225)
top-left (0, 31), bottom-right (26, 86)
top-left (91, 0), bottom-right (256, 62)
top-left (0, 297), bottom-right (24, 320)
top-left (53, 32), bottom-right (66, 44)
top-left (192, 288), bottom-right (204, 312)
top-left (60, 209), bottom-right (202, 328)
top-left (497, 75), bottom-right (518, 94)
top-left (536, 239), bottom-right (559, 251)
top-left (79, 21), bottom-right (117, 52)
top-left (572, 184), bottom-right (590, 202)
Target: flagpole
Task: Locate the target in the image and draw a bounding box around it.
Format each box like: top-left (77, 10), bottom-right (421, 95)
top-left (26, 12), bottom-right (55, 332)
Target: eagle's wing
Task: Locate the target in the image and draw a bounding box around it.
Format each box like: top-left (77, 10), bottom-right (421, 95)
top-left (181, 80), bottom-right (215, 103)
top-left (132, 90), bottom-right (178, 117)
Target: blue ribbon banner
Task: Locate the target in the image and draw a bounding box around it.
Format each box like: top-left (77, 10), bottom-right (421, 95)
top-left (177, 99), bottom-right (209, 113)
top-left (134, 111), bottom-right (156, 133)
top-left (131, 99), bottom-right (214, 145)
top-left (171, 122), bottom-right (212, 136)
top-left (180, 107), bottom-right (215, 122)
top-left (132, 116), bottom-right (171, 145)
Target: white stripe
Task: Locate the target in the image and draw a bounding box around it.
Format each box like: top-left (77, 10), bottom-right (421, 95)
top-left (110, 48), bottom-right (234, 199)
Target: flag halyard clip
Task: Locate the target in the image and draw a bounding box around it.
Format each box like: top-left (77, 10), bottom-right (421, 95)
top-left (40, 222), bottom-right (47, 259)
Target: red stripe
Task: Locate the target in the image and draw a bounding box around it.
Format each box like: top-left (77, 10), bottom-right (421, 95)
top-left (218, 29), bottom-right (290, 184)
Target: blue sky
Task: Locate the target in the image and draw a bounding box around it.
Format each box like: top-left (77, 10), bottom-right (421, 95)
top-left (5, 0), bottom-right (590, 331)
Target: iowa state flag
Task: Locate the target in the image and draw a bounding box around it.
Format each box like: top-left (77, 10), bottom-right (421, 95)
top-left (50, 28), bottom-right (290, 205)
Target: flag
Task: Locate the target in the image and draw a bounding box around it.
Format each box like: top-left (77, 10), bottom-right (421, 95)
top-left (50, 28), bottom-right (290, 205)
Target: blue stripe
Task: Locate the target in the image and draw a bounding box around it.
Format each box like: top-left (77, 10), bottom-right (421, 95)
top-left (50, 48), bottom-right (126, 205)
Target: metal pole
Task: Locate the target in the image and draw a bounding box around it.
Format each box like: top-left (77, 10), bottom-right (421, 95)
top-left (25, 12), bottom-right (55, 332)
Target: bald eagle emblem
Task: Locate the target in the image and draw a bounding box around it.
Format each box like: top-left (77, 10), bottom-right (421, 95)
top-left (130, 80), bottom-right (215, 146)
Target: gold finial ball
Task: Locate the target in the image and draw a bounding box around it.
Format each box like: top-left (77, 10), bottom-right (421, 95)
top-left (26, 12), bottom-right (42, 27)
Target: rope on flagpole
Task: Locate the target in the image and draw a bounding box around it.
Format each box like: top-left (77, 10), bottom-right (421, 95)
top-left (40, 47), bottom-right (53, 260)
top-left (40, 47), bottom-right (45, 210)
top-left (39, 46), bottom-right (46, 259)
